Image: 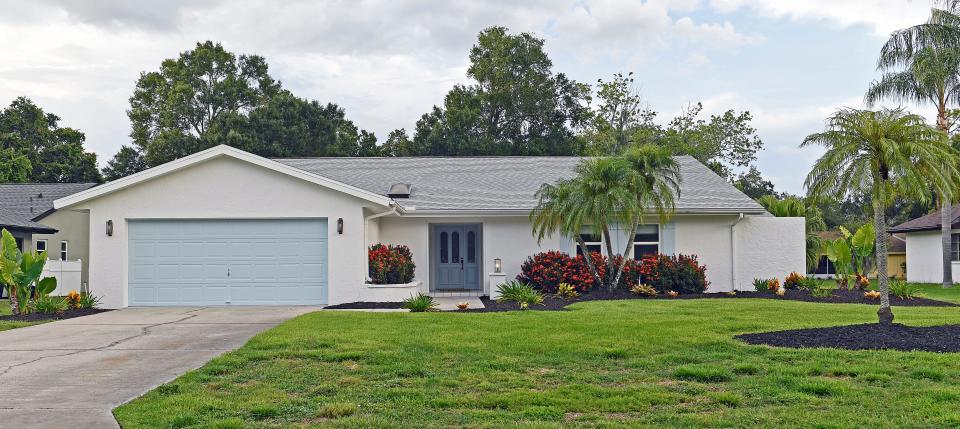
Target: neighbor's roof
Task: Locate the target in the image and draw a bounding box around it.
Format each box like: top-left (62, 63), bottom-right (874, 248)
top-left (0, 183), bottom-right (97, 233)
top-left (275, 155), bottom-right (767, 214)
top-left (889, 205), bottom-right (960, 233)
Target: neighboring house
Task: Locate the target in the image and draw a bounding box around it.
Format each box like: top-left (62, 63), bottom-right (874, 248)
top-left (889, 205), bottom-right (960, 283)
top-left (0, 183), bottom-right (97, 292)
top-left (53, 145), bottom-right (805, 309)
top-left (810, 231), bottom-right (906, 279)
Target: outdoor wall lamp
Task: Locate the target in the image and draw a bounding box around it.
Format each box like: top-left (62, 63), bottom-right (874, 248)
top-left (494, 258), bottom-right (502, 273)
top-left (106, 220), bottom-right (114, 237)
top-left (337, 218), bottom-right (343, 235)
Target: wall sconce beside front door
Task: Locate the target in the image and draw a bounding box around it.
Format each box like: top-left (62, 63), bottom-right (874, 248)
top-left (106, 220), bottom-right (114, 237)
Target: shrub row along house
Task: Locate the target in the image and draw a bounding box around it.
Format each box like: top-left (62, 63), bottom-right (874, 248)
top-left (39, 145), bottom-right (804, 308)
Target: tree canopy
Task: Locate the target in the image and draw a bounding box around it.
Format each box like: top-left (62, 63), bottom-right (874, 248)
top-left (0, 97), bottom-right (101, 183)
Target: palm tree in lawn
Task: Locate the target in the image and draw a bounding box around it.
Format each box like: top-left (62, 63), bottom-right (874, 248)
top-left (803, 108), bottom-right (958, 324)
top-left (531, 157), bottom-right (641, 289)
top-left (869, 3), bottom-right (960, 287)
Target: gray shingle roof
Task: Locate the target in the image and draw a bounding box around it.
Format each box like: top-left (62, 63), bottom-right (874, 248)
top-left (0, 183), bottom-right (97, 232)
top-left (274, 156), bottom-right (766, 214)
top-left (889, 204), bottom-right (960, 233)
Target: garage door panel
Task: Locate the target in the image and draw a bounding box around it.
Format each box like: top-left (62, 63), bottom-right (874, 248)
top-left (129, 219), bottom-right (328, 306)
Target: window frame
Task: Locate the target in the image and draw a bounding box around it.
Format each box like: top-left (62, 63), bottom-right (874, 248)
top-left (576, 229), bottom-right (603, 256)
top-left (36, 239), bottom-right (47, 253)
top-left (952, 233), bottom-right (960, 262)
top-left (60, 240), bottom-right (69, 261)
top-left (632, 223), bottom-right (660, 259)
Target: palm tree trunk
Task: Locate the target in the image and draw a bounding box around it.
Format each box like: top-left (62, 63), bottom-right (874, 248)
top-left (601, 228), bottom-right (616, 288)
top-left (942, 199), bottom-right (953, 288)
top-left (575, 236), bottom-right (603, 288)
top-left (610, 220), bottom-right (639, 290)
top-left (875, 186), bottom-right (894, 325)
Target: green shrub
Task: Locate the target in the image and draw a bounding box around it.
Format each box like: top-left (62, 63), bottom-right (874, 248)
top-left (810, 285), bottom-right (834, 298)
top-left (890, 280), bottom-right (922, 299)
top-left (752, 278), bottom-right (768, 292)
top-left (638, 254), bottom-right (709, 294)
top-left (31, 295), bottom-right (68, 314)
top-left (77, 291), bottom-right (101, 309)
top-left (496, 281), bottom-right (544, 309)
top-left (784, 272), bottom-right (806, 289)
top-left (796, 276), bottom-right (819, 290)
top-left (403, 293), bottom-right (437, 312)
top-left (317, 402), bottom-right (357, 418)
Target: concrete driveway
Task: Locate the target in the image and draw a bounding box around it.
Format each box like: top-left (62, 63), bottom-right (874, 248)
top-left (0, 306), bottom-right (320, 428)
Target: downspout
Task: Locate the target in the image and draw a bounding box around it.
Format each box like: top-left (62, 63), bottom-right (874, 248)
top-left (730, 213), bottom-right (745, 292)
top-left (363, 202), bottom-right (399, 282)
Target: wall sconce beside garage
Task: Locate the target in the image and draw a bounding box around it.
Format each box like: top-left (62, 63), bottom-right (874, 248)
top-left (337, 218), bottom-right (343, 235)
top-left (106, 220), bottom-right (114, 237)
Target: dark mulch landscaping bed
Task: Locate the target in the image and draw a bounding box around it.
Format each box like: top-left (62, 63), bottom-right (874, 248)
top-left (737, 323), bottom-right (960, 353)
top-left (0, 307), bottom-right (110, 322)
top-left (324, 302), bottom-right (406, 310)
top-left (326, 288), bottom-right (957, 312)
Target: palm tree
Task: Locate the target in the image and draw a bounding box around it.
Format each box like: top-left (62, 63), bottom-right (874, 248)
top-left (870, 1), bottom-right (960, 288)
top-left (531, 157), bottom-right (641, 289)
top-left (758, 195), bottom-right (827, 271)
top-left (803, 108), bottom-right (958, 324)
top-left (531, 149), bottom-right (680, 290)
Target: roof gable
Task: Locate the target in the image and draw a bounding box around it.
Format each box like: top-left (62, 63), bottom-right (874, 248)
top-left (54, 145), bottom-right (393, 210)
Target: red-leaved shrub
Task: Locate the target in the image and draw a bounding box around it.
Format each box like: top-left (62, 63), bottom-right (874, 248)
top-left (517, 251), bottom-right (595, 293)
top-left (638, 254), bottom-right (709, 294)
top-left (368, 244), bottom-right (415, 284)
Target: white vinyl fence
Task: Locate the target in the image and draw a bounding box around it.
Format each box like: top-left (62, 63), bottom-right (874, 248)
top-left (42, 259), bottom-right (83, 296)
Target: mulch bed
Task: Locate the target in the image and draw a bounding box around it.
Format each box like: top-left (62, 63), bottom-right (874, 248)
top-left (0, 307), bottom-right (110, 322)
top-left (736, 323), bottom-right (960, 353)
top-left (325, 288), bottom-right (957, 312)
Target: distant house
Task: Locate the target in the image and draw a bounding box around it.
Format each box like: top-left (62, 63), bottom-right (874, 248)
top-left (51, 145), bottom-right (806, 308)
top-left (889, 206), bottom-right (960, 283)
top-left (0, 183), bottom-right (97, 288)
top-left (810, 230), bottom-right (906, 279)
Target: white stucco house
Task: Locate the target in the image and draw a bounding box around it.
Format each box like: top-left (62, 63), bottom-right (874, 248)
top-left (52, 145), bottom-right (805, 309)
top-left (889, 206), bottom-right (959, 283)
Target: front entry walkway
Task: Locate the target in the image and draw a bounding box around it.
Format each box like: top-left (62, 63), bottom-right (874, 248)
top-left (0, 306), bottom-right (320, 428)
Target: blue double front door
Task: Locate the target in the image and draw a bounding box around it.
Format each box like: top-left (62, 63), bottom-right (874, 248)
top-left (433, 224), bottom-right (481, 291)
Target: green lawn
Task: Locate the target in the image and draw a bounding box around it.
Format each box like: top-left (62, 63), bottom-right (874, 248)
top-left (116, 299), bottom-right (960, 428)
top-left (0, 299), bottom-right (39, 332)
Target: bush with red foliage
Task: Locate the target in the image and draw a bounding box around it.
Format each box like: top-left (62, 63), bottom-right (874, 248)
top-left (517, 251), bottom-right (596, 293)
top-left (368, 244), bottom-right (416, 284)
top-left (638, 253), bottom-right (709, 294)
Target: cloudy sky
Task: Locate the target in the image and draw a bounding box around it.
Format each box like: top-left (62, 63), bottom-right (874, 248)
top-left (0, 0), bottom-right (935, 193)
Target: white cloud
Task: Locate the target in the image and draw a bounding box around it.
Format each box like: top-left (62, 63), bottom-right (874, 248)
top-left (709, 0), bottom-right (931, 37)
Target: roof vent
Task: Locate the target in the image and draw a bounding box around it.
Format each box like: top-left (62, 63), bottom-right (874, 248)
top-left (387, 183), bottom-right (411, 199)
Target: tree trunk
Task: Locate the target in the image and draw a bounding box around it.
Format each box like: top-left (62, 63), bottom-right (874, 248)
top-left (942, 200), bottom-right (953, 288)
top-left (875, 187), bottom-right (894, 325)
top-left (575, 236), bottom-right (603, 288)
top-left (610, 220), bottom-right (639, 291)
top-left (601, 228), bottom-right (616, 288)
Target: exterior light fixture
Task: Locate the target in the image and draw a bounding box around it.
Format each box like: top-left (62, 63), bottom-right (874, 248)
top-left (106, 220), bottom-right (114, 237)
top-left (494, 258), bottom-right (502, 273)
top-left (337, 218), bottom-right (343, 235)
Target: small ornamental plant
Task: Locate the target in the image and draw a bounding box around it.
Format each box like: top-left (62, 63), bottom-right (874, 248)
top-left (666, 290), bottom-right (680, 298)
top-left (368, 244), bottom-right (415, 284)
top-left (864, 290), bottom-right (881, 300)
top-left (456, 301), bottom-right (470, 310)
top-left (766, 278), bottom-right (781, 292)
top-left (556, 283), bottom-right (580, 300)
top-left (66, 290), bottom-right (82, 309)
top-left (783, 272), bottom-right (806, 289)
top-left (775, 287), bottom-right (786, 297)
top-left (630, 283), bottom-right (657, 297)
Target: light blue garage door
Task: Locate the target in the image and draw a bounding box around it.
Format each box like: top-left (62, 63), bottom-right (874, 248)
top-left (128, 219), bottom-right (328, 306)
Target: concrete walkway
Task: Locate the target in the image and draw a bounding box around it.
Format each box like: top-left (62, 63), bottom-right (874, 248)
top-left (0, 306), bottom-right (320, 428)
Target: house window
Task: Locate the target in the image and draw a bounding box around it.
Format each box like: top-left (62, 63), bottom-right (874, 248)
top-left (633, 224), bottom-right (659, 258)
top-left (576, 231), bottom-right (603, 256)
top-left (953, 233), bottom-right (960, 262)
top-left (36, 240), bottom-right (47, 253)
top-left (60, 241), bottom-right (68, 261)
top-left (814, 255), bottom-right (835, 275)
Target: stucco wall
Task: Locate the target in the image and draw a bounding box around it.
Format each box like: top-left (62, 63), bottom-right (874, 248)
top-left (674, 215), bottom-right (738, 292)
top-left (377, 216), bottom-right (560, 297)
top-left (734, 216), bottom-right (806, 291)
top-left (32, 209), bottom-right (91, 285)
top-left (905, 230), bottom-right (960, 283)
top-left (70, 156), bottom-right (381, 308)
